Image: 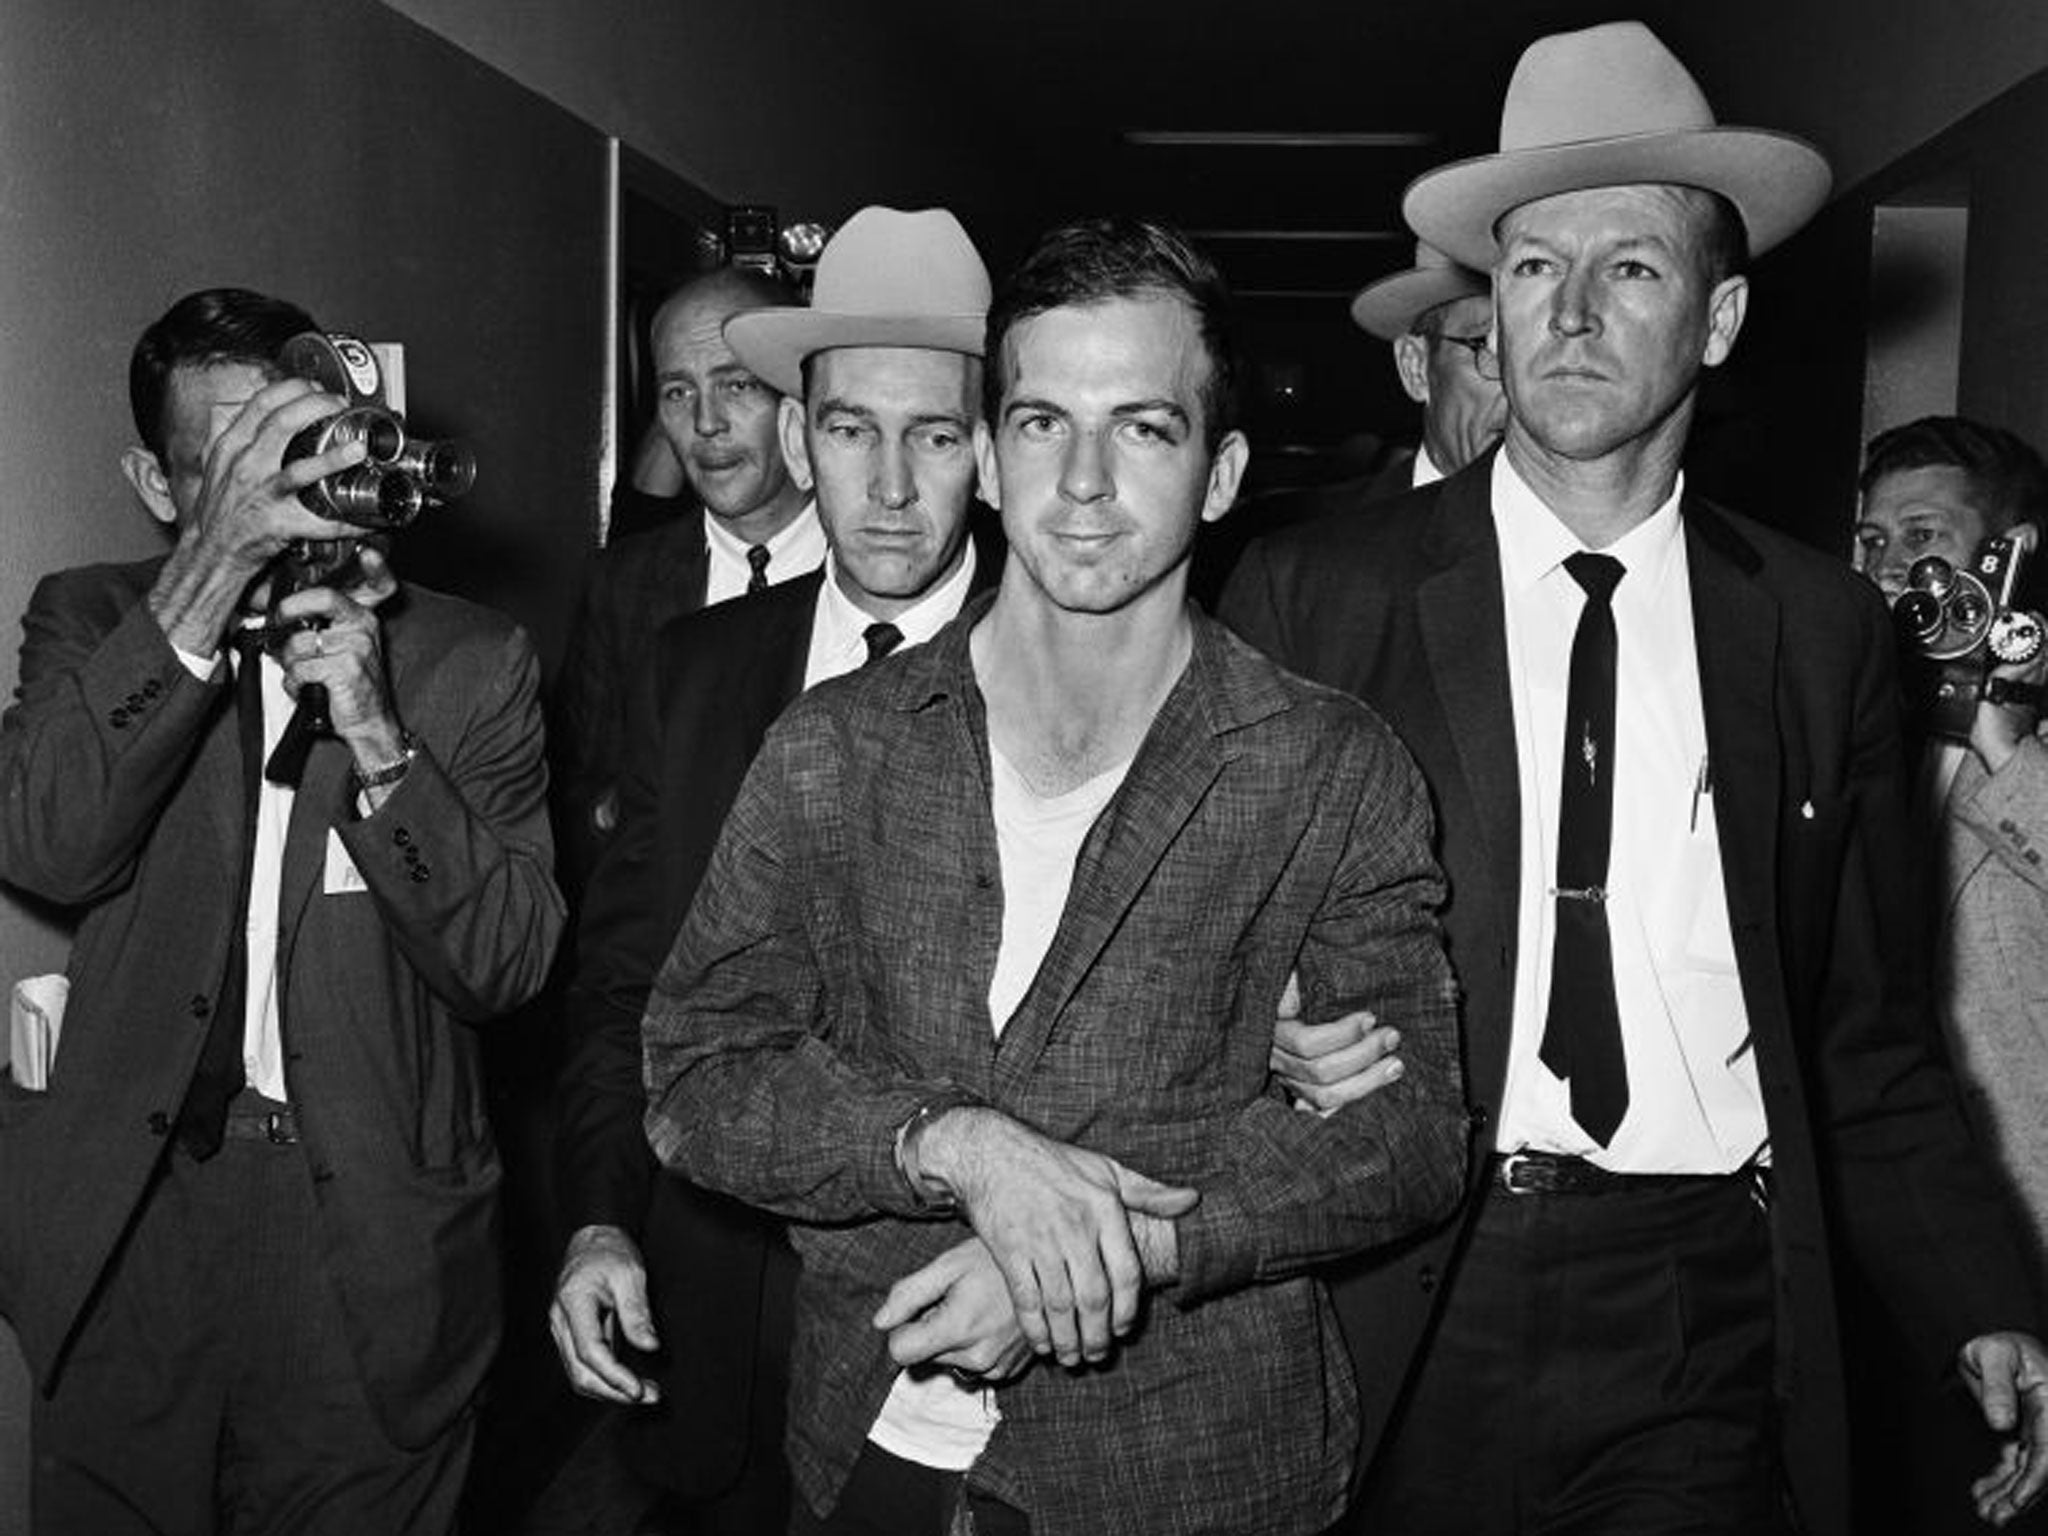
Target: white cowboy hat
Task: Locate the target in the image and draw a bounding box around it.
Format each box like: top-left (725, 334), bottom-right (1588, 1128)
top-left (1403, 21), bottom-right (1832, 269)
top-left (1350, 242), bottom-right (1490, 341)
top-left (724, 206), bottom-right (989, 396)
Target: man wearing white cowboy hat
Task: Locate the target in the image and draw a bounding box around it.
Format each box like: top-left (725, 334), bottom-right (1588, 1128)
top-left (549, 206), bottom-right (1000, 1535)
top-left (1224, 19), bottom-right (2048, 1535)
top-left (644, 216), bottom-right (1466, 1535)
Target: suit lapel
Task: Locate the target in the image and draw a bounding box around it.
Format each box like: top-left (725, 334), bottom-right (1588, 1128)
top-left (1686, 501), bottom-right (1782, 941)
top-left (991, 638), bottom-right (1229, 1097)
top-left (1417, 468), bottom-right (1520, 894)
top-left (773, 585), bottom-right (815, 703)
top-left (182, 680), bottom-right (253, 953)
top-left (677, 520), bottom-right (712, 613)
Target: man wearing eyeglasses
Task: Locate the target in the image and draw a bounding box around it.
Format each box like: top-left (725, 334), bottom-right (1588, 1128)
top-left (1357, 242), bottom-right (1508, 495)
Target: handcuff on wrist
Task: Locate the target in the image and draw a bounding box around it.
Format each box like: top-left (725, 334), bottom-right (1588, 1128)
top-left (891, 1090), bottom-right (981, 1215)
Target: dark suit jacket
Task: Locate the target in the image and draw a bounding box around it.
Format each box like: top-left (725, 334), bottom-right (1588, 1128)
top-left (0, 557), bottom-right (563, 1449)
top-left (1217, 455), bottom-right (2040, 1536)
top-left (555, 525), bottom-right (1001, 1494)
top-left (1191, 452), bottom-right (1417, 610)
top-left (1256, 454), bottom-right (1418, 532)
top-left (552, 515), bottom-right (712, 892)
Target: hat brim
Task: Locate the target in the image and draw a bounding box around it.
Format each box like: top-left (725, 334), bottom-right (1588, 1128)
top-left (724, 310), bottom-right (986, 398)
top-left (1350, 267), bottom-right (1491, 340)
top-left (1403, 127), bottom-right (1833, 271)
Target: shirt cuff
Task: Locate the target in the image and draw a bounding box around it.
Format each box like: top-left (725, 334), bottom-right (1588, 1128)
top-left (171, 642), bottom-right (218, 680)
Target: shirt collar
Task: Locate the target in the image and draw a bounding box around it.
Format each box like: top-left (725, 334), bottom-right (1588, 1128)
top-left (1412, 445), bottom-right (1444, 488)
top-left (815, 536), bottom-right (979, 665)
top-left (1491, 450), bottom-right (1685, 597)
top-left (702, 498), bottom-right (823, 571)
top-left (882, 592), bottom-right (1294, 747)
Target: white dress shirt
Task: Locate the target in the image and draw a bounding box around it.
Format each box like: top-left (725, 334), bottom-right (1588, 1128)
top-left (1411, 445), bottom-right (1445, 489)
top-left (1491, 452), bottom-right (1766, 1173)
top-left (802, 540), bottom-right (979, 690)
top-left (172, 636), bottom-right (296, 1102)
top-left (702, 500), bottom-right (826, 606)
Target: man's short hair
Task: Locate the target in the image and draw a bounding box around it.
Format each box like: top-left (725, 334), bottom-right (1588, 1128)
top-left (984, 218), bottom-right (1240, 449)
top-left (1682, 187), bottom-right (1749, 286)
top-left (1409, 301), bottom-right (1468, 343)
top-left (130, 288), bottom-right (318, 462)
top-left (667, 265), bottom-right (797, 363)
top-left (670, 264), bottom-right (796, 321)
top-left (1860, 415), bottom-right (2048, 533)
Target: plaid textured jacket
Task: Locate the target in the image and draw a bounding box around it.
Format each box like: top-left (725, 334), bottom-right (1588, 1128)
top-left (644, 600), bottom-right (1467, 1536)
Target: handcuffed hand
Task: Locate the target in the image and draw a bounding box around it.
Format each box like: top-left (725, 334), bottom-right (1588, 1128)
top-left (907, 1106), bottom-right (1197, 1369)
top-left (875, 1236), bottom-right (1034, 1385)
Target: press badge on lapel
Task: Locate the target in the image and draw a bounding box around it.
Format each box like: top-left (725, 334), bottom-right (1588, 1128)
top-left (324, 828), bottom-right (369, 894)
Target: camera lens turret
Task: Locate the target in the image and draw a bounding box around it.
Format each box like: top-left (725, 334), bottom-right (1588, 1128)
top-left (1906, 555), bottom-right (1956, 597)
top-left (1894, 589), bottom-right (1945, 649)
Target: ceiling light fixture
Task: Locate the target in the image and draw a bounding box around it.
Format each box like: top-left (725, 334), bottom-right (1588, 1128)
top-left (1124, 130), bottom-right (1437, 149)
top-left (1188, 229), bottom-right (1408, 242)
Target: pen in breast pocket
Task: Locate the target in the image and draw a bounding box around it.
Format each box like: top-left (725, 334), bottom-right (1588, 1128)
top-left (1690, 755), bottom-right (1712, 833)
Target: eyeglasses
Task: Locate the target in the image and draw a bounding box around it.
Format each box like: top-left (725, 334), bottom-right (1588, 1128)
top-left (1435, 333), bottom-right (1502, 381)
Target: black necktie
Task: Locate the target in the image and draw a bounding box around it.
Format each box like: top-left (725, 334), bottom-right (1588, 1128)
top-left (862, 621), bottom-right (904, 666)
top-left (746, 544), bottom-right (771, 594)
top-left (1539, 552), bottom-right (1628, 1146)
top-left (176, 631), bottom-right (263, 1158)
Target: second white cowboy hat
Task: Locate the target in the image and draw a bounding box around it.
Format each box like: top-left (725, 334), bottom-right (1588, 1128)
top-left (1350, 242), bottom-right (1489, 341)
top-left (1403, 21), bottom-right (1832, 270)
top-left (725, 206), bottom-right (989, 397)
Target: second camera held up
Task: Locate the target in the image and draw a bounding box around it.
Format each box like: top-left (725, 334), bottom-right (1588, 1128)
top-left (1891, 533), bottom-right (2046, 738)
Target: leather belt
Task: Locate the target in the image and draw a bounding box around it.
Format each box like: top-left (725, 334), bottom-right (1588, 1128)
top-left (222, 1104), bottom-right (299, 1145)
top-left (1490, 1149), bottom-right (1749, 1196)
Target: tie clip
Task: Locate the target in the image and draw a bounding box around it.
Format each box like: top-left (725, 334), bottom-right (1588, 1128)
top-left (1550, 884), bottom-right (1607, 903)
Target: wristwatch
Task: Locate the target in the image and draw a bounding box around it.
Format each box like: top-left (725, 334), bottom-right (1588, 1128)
top-left (351, 730), bottom-right (423, 794)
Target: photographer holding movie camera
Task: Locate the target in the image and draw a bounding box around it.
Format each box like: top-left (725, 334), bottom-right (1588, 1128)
top-left (1858, 421), bottom-right (2048, 775)
top-left (1855, 419), bottom-right (2048, 1232)
top-left (0, 287), bottom-right (561, 1536)
top-left (1850, 413), bottom-right (2048, 1531)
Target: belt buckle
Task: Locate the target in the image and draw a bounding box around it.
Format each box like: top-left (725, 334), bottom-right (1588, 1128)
top-left (1497, 1150), bottom-right (1536, 1195)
